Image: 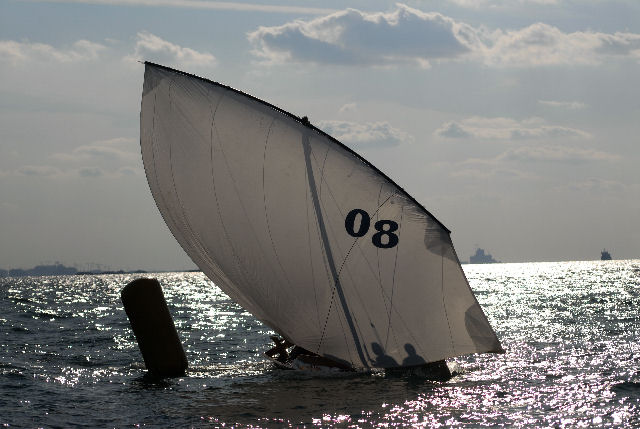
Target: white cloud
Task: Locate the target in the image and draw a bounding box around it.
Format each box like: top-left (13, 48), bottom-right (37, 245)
top-left (0, 39), bottom-right (107, 65)
top-left (318, 120), bottom-right (413, 148)
top-left (338, 103), bottom-right (358, 114)
top-left (8, 163), bottom-right (136, 179)
top-left (500, 145), bottom-right (619, 163)
top-left (435, 117), bottom-right (591, 140)
top-left (125, 32), bottom-right (216, 66)
top-left (248, 4), bottom-right (483, 67)
top-left (6, 138), bottom-right (142, 180)
top-left (539, 100), bottom-right (587, 110)
top-left (434, 121), bottom-right (472, 139)
top-left (248, 4), bottom-right (640, 68)
top-left (52, 138), bottom-right (139, 163)
top-left (453, 144), bottom-right (619, 180)
top-left (484, 24), bottom-right (640, 67)
top-left (450, 164), bottom-right (535, 180)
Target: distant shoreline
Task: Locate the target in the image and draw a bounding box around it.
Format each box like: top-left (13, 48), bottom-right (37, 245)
top-left (0, 263), bottom-right (200, 278)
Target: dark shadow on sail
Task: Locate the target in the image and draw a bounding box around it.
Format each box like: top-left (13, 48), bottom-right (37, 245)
top-left (401, 344), bottom-right (426, 367)
top-left (423, 225), bottom-right (458, 263)
top-left (464, 304), bottom-right (504, 353)
top-left (301, 130), bottom-right (367, 367)
top-left (371, 342), bottom-right (399, 368)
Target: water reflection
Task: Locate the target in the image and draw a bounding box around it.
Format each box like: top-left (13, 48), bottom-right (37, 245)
top-left (2, 262), bottom-right (640, 427)
top-left (183, 368), bottom-right (441, 425)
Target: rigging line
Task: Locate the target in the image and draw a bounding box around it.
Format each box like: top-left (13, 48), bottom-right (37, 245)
top-left (316, 201), bottom-right (449, 361)
top-left (317, 145), bottom-right (330, 200)
top-left (337, 193), bottom-right (397, 353)
top-left (313, 197), bottom-right (339, 352)
top-left (305, 171), bottom-right (323, 332)
top-left (310, 145), bottom-right (344, 354)
top-left (316, 191), bottom-right (395, 353)
top-left (318, 211), bottom-right (379, 360)
top-left (308, 140), bottom-right (395, 276)
top-left (384, 205), bottom-right (404, 351)
top-left (306, 143), bottom-right (396, 284)
top-left (376, 184), bottom-right (384, 292)
top-left (303, 145), bottom-right (426, 354)
top-left (315, 146), bottom-right (333, 334)
top-left (334, 294), bottom-right (355, 366)
top-left (337, 257), bottom-right (379, 365)
top-left (335, 193), bottom-right (395, 284)
top-left (306, 150), bottom-right (394, 335)
top-left (302, 130), bottom-right (367, 368)
top-left (373, 183), bottom-right (393, 350)
top-left (316, 281), bottom-right (337, 355)
top-left (310, 151), bottom-right (339, 354)
top-left (332, 198), bottom-right (436, 360)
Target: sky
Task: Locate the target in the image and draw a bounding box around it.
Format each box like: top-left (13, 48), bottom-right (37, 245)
top-left (1, 0), bottom-right (639, 271)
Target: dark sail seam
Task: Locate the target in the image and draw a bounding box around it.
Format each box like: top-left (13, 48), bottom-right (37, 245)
top-left (207, 92), bottom-right (242, 284)
top-left (261, 118), bottom-right (299, 311)
top-left (208, 94), bottom-right (256, 301)
top-left (212, 112), bottom-right (289, 311)
top-left (153, 81), bottom-right (194, 268)
top-left (166, 80), bottom-right (213, 275)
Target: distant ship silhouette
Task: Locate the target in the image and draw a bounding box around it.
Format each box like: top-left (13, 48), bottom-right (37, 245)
top-left (469, 248), bottom-right (499, 264)
top-left (601, 249), bottom-right (612, 261)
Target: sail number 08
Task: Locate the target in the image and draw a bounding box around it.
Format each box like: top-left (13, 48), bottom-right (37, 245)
top-left (344, 209), bottom-right (399, 249)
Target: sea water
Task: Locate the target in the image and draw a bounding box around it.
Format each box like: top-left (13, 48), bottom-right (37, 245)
top-left (1, 260), bottom-right (639, 427)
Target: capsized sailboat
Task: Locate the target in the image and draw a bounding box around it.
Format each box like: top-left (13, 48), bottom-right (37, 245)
top-left (140, 62), bottom-right (504, 371)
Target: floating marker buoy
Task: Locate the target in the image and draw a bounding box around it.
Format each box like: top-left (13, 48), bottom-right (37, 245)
top-left (121, 278), bottom-right (188, 376)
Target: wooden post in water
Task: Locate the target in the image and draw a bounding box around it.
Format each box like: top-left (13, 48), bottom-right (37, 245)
top-left (121, 278), bottom-right (188, 376)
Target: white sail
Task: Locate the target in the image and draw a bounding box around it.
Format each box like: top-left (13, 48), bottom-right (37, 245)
top-left (140, 62), bottom-right (503, 369)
